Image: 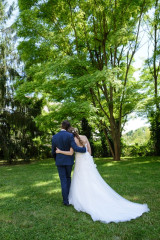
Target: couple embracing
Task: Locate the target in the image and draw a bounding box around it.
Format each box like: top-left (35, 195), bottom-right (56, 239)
top-left (52, 120), bottom-right (149, 223)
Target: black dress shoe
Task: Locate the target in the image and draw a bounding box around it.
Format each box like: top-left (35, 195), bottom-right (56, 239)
top-left (63, 203), bottom-right (70, 206)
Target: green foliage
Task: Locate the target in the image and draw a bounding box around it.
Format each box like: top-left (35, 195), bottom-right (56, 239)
top-left (0, 0), bottom-right (21, 162)
top-left (93, 140), bottom-right (111, 158)
top-left (122, 126), bottom-right (150, 146)
top-left (15, 0), bottom-right (154, 160)
top-left (80, 118), bottom-right (95, 154)
top-left (140, 0), bottom-right (160, 155)
top-left (122, 127), bottom-right (152, 157)
top-left (0, 1), bottom-right (50, 163)
top-left (149, 110), bottom-right (160, 155)
top-left (122, 143), bottom-right (153, 157)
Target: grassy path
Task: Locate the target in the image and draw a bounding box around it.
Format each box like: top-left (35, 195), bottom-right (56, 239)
top-left (0, 157), bottom-right (160, 240)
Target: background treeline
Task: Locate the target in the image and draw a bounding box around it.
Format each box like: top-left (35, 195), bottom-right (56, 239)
top-left (0, 0), bottom-right (160, 164)
top-left (122, 126), bottom-right (153, 157)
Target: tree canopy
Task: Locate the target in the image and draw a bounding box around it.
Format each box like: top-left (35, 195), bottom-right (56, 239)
top-left (15, 0), bottom-right (155, 160)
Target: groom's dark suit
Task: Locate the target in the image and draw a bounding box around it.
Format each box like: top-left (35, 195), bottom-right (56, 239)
top-left (52, 130), bottom-right (86, 205)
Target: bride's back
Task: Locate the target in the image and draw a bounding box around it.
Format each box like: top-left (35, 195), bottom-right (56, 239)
top-left (75, 135), bottom-right (91, 155)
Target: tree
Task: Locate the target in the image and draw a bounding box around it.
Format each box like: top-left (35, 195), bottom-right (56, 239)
top-left (16, 0), bottom-right (152, 160)
top-left (141, 0), bottom-right (160, 155)
top-left (0, 0), bottom-right (18, 162)
top-left (0, 0), bottom-right (44, 163)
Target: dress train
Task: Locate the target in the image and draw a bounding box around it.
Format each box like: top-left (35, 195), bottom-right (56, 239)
top-left (69, 152), bottom-right (149, 223)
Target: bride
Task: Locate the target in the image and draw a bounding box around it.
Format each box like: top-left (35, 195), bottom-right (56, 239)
top-left (56, 127), bottom-right (149, 223)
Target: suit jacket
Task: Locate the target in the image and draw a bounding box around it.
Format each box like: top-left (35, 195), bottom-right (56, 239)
top-left (52, 130), bottom-right (86, 165)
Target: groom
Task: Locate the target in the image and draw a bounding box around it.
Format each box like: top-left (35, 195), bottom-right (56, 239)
top-left (52, 120), bottom-right (86, 206)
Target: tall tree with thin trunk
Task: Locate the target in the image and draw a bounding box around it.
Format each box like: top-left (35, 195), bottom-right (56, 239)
top-left (0, 0), bottom-right (17, 162)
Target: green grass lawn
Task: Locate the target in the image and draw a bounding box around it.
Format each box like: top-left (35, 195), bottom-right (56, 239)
top-left (0, 157), bottom-right (160, 240)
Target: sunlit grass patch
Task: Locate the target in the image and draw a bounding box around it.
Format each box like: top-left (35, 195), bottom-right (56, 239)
top-left (0, 193), bottom-right (16, 199)
top-left (32, 181), bottom-right (53, 187)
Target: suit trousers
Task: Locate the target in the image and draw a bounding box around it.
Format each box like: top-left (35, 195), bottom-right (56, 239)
top-left (57, 165), bottom-right (73, 204)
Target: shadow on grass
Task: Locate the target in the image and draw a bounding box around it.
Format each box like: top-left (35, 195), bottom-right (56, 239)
top-left (95, 156), bottom-right (160, 165)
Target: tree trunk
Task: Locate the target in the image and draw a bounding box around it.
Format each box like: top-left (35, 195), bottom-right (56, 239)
top-left (102, 122), bottom-right (121, 160)
top-left (113, 134), bottom-right (121, 161)
top-left (102, 127), bottom-right (115, 159)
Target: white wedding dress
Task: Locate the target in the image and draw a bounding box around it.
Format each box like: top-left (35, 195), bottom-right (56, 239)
top-left (69, 146), bottom-right (149, 223)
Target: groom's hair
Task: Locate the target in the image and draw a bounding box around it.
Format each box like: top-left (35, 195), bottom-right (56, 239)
top-left (61, 120), bottom-right (71, 130)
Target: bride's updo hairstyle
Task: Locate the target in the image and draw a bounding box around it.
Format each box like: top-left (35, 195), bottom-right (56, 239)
top-left (68, 127), bottom-right (85, 147)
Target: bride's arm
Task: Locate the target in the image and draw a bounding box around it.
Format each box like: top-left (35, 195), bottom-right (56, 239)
top-left (56, 147), bottom-right (74, 156)
top-left (86, 137), bottom-right (91, 155)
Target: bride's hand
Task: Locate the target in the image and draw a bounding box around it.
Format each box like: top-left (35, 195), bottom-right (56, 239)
top-left (56, 148), bottom-right (61, 153)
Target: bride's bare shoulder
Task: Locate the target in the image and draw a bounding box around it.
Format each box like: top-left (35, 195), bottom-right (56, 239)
top-left (79, 135), bottom-right (88, 142)
top-left (79, 134), bottom-right (87, 138)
